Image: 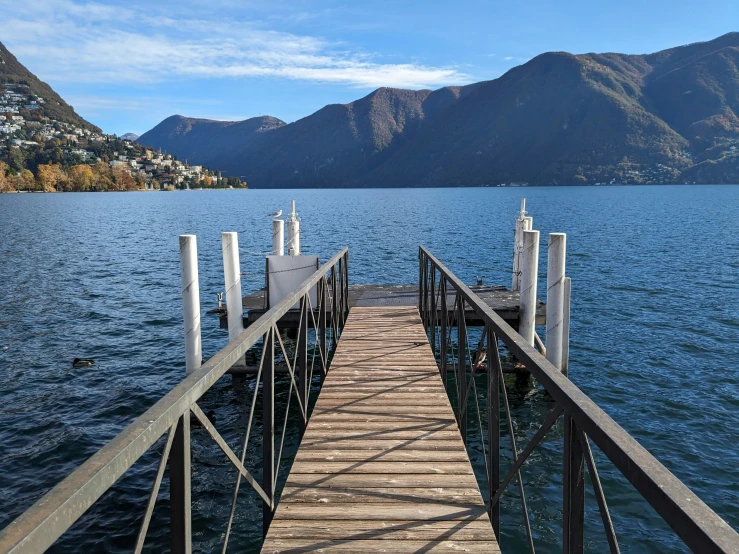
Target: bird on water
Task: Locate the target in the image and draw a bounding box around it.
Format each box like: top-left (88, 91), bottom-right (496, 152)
top-left (268, 210), bottom-right (282, 218)
top-left (72, 358), bottom-right (95, 367)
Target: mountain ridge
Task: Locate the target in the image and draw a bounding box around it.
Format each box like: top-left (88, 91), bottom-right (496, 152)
top-left (138, 33), bottom-right (739, 187)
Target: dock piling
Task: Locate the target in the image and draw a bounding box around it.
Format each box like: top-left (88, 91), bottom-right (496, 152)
top-left (272, 219), bottom-right (284, 256)
top-left (221, 232), bottom-right (244, 342)
top-left (287, 200), bottom-right (300, 256)
top-left (546, 233), bottom-right (567, 371)
top-left (519, 229), bottom-right (540, 346)
top-left (179, 235), bottom-right (201, 375)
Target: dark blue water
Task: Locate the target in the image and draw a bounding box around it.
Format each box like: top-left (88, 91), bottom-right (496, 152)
top-left (0, 186), bottom-right (737, 553)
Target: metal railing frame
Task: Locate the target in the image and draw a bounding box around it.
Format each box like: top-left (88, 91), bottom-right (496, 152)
top-left (418, 246), bottom-right (738, 554)
top-left (0, 248), bottom-right (349, 554)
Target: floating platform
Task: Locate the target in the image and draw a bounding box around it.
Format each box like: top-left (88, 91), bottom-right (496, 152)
top-left (220, 284), bottom-right (545, 330)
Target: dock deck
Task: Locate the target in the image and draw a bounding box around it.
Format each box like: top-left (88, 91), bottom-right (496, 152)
top-left (222, 284), bottom-right (545, 329)
top-left (261, 306), bottom-right (499, 553)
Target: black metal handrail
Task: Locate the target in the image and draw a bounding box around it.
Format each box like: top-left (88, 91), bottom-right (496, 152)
top-left (0, 247), bottom-right (349, 554)
top-left (418, 246), bottom-right (738, 554)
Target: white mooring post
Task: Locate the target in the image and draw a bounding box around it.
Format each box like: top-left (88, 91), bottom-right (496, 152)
top-left (562, 276), bottom-right (571, 376)
top-left (287, 200), bottom-right (300, 256)
top-left (272, 218), bottom-right (284, 256)
top-left (179, 234), bottom-right (202, 375)
top-left (519, 229), bottom-right (540, 346)
top-left (512, 198), bottom-right (527, 291)
top-left (546, 233), bottom-right (567, 371)
top-left (221, 232), bottom-right (244, 342)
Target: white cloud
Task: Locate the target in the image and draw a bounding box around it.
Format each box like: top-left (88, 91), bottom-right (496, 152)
top-left (0, 0), bottom-right (469, 89)
top-left (504, 56), bottom-right (515, 61)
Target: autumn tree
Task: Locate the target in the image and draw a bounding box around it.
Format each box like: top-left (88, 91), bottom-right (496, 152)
top-left (68, 164), bottom-right (94, 191)
top-left (36, 163), bottom-right (68, 192)
top-left (0, 162), bottom-right (15, 192)
top-left (12, 169), bottom-right (36, 191)
top-left (111, 166), bottom-right (133, 190)
top-left (91, 161), bottom-right (112, 190)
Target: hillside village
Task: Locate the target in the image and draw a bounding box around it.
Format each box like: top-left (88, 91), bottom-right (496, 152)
top-left (0, 83), bottom-right (245, 192)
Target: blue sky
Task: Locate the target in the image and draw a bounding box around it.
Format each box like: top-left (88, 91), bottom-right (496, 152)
top-left (2, 0), bottom-right (737, 135)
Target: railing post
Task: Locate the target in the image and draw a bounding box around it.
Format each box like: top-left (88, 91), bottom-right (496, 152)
top-left (440, 277), bottom-right (447, 384)
top-left (343, 251), bottom-right (349, 326)
top-left (487, 328), bottom-right (500, 539)
top-left (170, 413), bottom-right (191, 554)
top-left (263, 328), bottom-right (275, 535)
top-left (422, 255), bottom-right (429, 327)
top-left (298, 296), bottom-right (308, 439)
top-left (331, 265), bottom-right (338, 349)
top-left (418, 249), bottom-right (423, 313)
top-left (320, 276), bottom-right (327, 375)
top-left (563, 414), bottom-right (585, 554)
top-left (458, 297), bottom-right (467, 445)
top-left (430, 267), bottom-right (436, 353)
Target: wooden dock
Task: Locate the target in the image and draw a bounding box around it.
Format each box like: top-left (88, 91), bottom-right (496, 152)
top-left (261, 306), bottom-right (499, 553)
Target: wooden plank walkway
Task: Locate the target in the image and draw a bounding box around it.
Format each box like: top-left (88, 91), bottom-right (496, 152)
top-left (261, 306), bottom-right (500, 553)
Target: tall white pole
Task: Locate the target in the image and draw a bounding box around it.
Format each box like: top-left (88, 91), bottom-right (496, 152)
top-left (287, 200), bottom-right (300, 256)
top-left (519, 229), bottom-right (540, 346)
top-left (546, 233), bottom-right (566, 370)
top-left (512, 199), bottom-right (527, 291)
top-left (272, 219), bottom-right (284, 256)
top-left (179, 234), bottom-right (202, 375)
top-left (221, 232), bottom-right (244, 342)
top-left (562, 277), bottom-right (571, 376)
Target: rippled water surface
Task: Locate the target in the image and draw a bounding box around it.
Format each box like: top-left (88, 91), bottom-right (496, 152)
top-left (0, 186), bottom-right (737, 553)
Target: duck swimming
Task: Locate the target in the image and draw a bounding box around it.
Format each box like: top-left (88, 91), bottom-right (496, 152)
top-left (72, 358), bottom-right (95, 367)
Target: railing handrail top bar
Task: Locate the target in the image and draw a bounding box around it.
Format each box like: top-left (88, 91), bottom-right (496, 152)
top-left (0, 247), bottom-right (349, 554)
top-left (419, 245), bottom-right (738, 553)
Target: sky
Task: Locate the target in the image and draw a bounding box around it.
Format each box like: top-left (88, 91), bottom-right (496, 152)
top-left (2, 0), bottom-right (737, 135)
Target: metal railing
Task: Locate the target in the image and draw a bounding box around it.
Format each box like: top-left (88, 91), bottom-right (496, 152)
top-left (418, 246), bottom-right (738, 554)
top-left (0, 247), bottom-right (349, 554)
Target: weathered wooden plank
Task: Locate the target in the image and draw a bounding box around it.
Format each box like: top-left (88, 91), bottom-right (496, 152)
top-left (316, 392), bottom-right (450, 400)
top-left (262, 539), bottom-right (500, 553)
top-left (293, 451), bottom-right (470, 463)
top-left (300, 429), bottom-right (462, 440)
top-left (311, 405), bottom-right (454, 415)
top-left (298, 440), bottom-right (464, 451)
top-left (280, 487), bottom-right (483, 504)
top-left (287, 461), bottom-right (476, 475)
top-left (284, 473), bottom-right (481, 489)
top-left (303, 421), bottom-right (458, 431)
top-left (271, 502), bottom-right (488, 521)
top-left (306, 415), bottom-right (457, 424)
top-left (265, 519), bottom-right (497, 541)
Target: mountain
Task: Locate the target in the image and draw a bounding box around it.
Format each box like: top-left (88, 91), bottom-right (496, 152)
top-left (120, 133), bottom-right (139, 141)
top-left (137, 115), bottom-right (285, 169)
top-left (138, 33), bottom-right (739, 187)
top-left (0, 42), bottom-right (99, 132)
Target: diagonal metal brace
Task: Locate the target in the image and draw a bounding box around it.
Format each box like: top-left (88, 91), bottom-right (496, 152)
top-left (190, 404), bottom-right (271, 507)
top-left (490, 404), bottom-right (564, 509)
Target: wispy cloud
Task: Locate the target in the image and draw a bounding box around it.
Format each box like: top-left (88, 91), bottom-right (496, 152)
top-left (0, 0), bottom-right (469, 89)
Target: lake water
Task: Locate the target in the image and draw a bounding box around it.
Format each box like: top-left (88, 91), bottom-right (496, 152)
top-left (0, 186), bottom-right (737, 553)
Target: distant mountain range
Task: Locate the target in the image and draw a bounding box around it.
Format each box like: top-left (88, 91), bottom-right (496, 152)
top-left (138, 33), bottom-right (739, 187)
top-left (0, 42), bottom-right (99, 132)
top-left (120, 133), bottom-right (139, 141)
